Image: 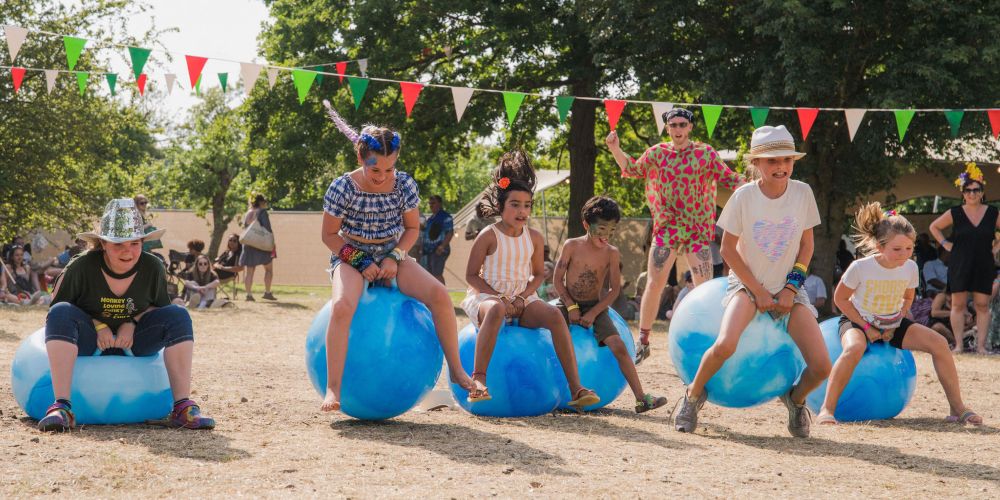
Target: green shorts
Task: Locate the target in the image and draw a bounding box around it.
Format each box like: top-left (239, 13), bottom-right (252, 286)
top-left (555, 299), bottom-right (618, 346)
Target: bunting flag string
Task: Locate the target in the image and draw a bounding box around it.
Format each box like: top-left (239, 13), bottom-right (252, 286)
top-left (651, 102), bottom-right (673, 133)
top-left (11, 67), bottom-right (25, 92)
top-left (503, 92), bottom-right (526, 127)
top-left (702, 105), bottom-right (723, 138)
top-left (894, 110), bottom-right (916, 141)
top-left (347, 76), bottom-right (369, 109)
top-left (4, 25), bottom-right (28, 63)
top-left (44, 69), bottom-right (58, 93)
top-left (844, 109), bottom-right (866, 142)
top-left (797, 108), bottom-right (819, 140)
top-left (399, 81), bottom-right (423, 118)
top-left (240, 62), bottom-right (263, 94)
top-left (105, 73), bottom-right (117, 96)
top-left (451, 87), bottom-right (474, 122)
top-left (750, 107), bottom-right (769, 128)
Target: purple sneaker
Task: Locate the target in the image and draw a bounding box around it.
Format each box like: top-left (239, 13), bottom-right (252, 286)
top-left (38, 401), bottom-right (75, 432)
top-left (169, 400), bottom-right (216, 429)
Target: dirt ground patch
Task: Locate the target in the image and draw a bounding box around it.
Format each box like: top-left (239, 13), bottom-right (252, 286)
top-left (2, 291), bottom-right (999, 498)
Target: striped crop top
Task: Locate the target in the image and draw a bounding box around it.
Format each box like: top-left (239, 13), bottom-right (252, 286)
top-left (322, 171), bottom-right (420, 240)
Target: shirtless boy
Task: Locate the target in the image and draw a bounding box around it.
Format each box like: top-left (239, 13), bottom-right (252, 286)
top-left (553, 196), bottom-right (668, 413)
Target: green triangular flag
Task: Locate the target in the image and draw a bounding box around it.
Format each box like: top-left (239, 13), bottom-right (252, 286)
top-left (750, 107), bottom-right (769, 128)
top-left (218, 73), bottom-right (228, 92)
top-left (64, 36), bottom-right (87, 71)
top-left (347, 77), bottom-right (369, 109)
top-left (702, 105), bottom-right (723, 138)
top-left (291, 69), bottom-right (317, 104)
top-left (894, 110), bottom-right (916, 141)
top-left (944, 110), bottom-right (964, 138)
top-left (313, 65), bottom-right (324, 85)
top-left (556, 96), bottom-right (574, 124)
top-left (195, 74), bottom-right (202, 95)
top-left (502, 92), bottom-right (526, 127)
top-left (76, 72), bottom-right (88, 96)
top-left (127, 47), bottom-right (151, 78)
top-left (105, 73), bottom-right (117, 96)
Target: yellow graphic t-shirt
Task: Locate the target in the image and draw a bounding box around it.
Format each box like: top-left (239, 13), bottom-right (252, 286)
top-left (841, 255), bottom-right (919, 328)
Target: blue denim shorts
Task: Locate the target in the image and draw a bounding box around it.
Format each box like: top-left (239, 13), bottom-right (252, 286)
top-left (328, 235), bottom-right (403, 279)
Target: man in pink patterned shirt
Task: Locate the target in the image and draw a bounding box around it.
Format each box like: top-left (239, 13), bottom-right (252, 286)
top-left (606, 108), bottom-right (743, 363)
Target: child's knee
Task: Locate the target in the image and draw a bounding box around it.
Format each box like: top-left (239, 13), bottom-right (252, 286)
top-left (603, 335), bottom-right (625, 351)
top-left (710, 340), bottom-right (738, 360)
top-left (810, 356), bottom-right (832, 378)
top-left (841, 342), bottom-right (866, 363)
top-left (481, 301), bottom-right (506, 324)
top-left (331, 299), bottom-right (357, 321)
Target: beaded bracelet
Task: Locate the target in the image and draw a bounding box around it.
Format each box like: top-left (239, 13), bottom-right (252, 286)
top-left (785, 269), bottom-right (806, 290)
top-left (339, 244), bottom-right (374, 271)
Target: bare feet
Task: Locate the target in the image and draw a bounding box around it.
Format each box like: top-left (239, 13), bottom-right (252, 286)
top-left (450, 370), bottom-right (477, 392)
top-left (321, 389), bottom-right (341, 412)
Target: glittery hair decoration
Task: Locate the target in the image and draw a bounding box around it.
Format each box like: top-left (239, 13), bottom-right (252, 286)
top-left (955, 162), bottom-right (986, 188)
top-left (322, 99), bottom-right (359, 143)
top-left (884, 209), bottom-right (898, 217)
top-left (359, 131), bottom-right (402, 154)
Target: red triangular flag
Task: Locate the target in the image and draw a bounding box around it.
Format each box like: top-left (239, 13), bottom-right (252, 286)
top-left (335, 61), bottom-right (347, 83)
top-left (988, 110), bottom-right (1000, 139)
top-left (399, 81), bottom-right (423, 118)
top-left (11, 67), bottom-right (25, 93)
top-left (604, 100), bottom-right (627, 131)
top-left (185, 55), bottom-right (208, 89)
top-left (137, 73), bottom-right (147, 96)
top-left (797, 108), bottom-right (819, 140)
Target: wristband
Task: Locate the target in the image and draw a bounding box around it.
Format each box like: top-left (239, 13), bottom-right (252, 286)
top-left (386, 247), bottom-right (407, 263)
top-left (567, 303), bottom-right (580, 312)
top-left (783, 283), bottom-right (798, 294)
top-left (93, 321), bottom-right (108, 331)
top-left (512, 295), bottom-right (525, 304)
top-left (793, 262), bottom-right (809, 274)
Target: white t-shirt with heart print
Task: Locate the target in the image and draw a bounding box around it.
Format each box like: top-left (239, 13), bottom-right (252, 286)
top-left (717, 180), bottom-right (821, 294)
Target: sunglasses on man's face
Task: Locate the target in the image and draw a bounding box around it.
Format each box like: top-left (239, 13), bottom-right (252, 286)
top-left (137, 201), bottom-right (148, 205)
top-left (963, 188), bottom-right (983, 194)
top-left (667, 122), bottom-right (689, 129)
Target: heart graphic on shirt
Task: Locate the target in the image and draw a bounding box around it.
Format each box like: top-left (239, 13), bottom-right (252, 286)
top-left (694, 149), bottom-right (704, 159)
top-left (752, 217), bottom-right (799, 262)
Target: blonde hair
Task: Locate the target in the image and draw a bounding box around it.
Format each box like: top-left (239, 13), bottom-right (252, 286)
top-left (852, 202), bottom-right (916, 256)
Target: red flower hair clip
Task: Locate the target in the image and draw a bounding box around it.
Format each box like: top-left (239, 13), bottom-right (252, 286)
top-left (498, 177), bottom-right (511, 189)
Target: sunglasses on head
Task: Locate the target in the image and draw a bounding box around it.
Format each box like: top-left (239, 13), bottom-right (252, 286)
top-left (963, 188), bottom-right (983, 194)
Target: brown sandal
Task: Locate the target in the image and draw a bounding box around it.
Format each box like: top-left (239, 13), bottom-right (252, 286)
top-left (467, 372), bottom-right (492, 403)
top-left (568, 387), bottom-right (600, 408)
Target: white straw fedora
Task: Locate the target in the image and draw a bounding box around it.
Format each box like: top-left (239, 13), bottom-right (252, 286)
top-left (745, 125), bottom-right (806, 160)
top-left (77, 198), bottom-right (166, 245)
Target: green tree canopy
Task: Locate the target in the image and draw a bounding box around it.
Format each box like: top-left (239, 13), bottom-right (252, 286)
top-left (0, 1), bottom-right (161, 242)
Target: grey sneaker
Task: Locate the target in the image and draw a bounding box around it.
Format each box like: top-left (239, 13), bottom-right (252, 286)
top-left (780, 389), bottom-right (812, 438)
top-left (673, 388), bottom-right (707, 433)
top-left (634, 342), bottom-right (651, 365)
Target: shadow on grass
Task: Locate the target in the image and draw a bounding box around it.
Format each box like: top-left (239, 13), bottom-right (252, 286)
top-left (491, 407), bottom-right (696, 451)
top-left (701, 423), bottom-right (1000, 483)
top-left (0, 328), bottom-right (21, 343)
top-left (261, 301), bottom-right (311, 311)
top-left (862, 417), bottom-right (998, 435)
top-left (331, 419), bottom-right (579, 477)
top-left (19, 417), bottom-right (251, 463)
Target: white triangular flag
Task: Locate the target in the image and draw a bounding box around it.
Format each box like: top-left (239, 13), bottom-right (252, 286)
top-left (266, 67), bottom-right (279, 88)
top-left (844, 109), bottom-right (866, 142)
top-left (44, 69), bottom-right (58, 93)
top-left (165, 73), bottom-right (177, 95)
top-left (357, 58), bottom-right (368, 77)
top-left (451, 87), bottom-right (474, 122)
top-left (651, 102), bottom-right (674, 134)
top-left (240, 62), bottom-right (263, 95)
top-left (443, 46), bottom-right (453, 57)
top-left (4, 25), bottom-right (28, 64)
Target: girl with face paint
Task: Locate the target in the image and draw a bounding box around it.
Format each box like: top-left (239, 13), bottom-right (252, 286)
top-left (606, 108), bottom-right (744, 364)
top-left (318, 102), bottom-right (479, 413)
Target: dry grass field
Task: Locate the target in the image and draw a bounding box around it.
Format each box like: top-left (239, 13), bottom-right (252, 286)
top-left (2, 288), bottom-right (998, 498)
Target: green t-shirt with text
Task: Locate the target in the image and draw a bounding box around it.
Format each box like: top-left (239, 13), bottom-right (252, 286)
top-left (52, 250), bottom-right (170, 330)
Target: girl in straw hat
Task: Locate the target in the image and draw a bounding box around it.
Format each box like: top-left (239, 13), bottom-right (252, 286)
top-left (606, 108), bottom-right (744, 365)
top-left (38, 198), bottom-right (215, 431)
top-left (672, 125), bottom-right (831, 438)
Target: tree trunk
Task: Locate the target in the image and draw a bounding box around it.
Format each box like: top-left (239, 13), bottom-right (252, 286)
top-left (566, 95), bottom-right (597, 238)
top-left (809, 127), bottom-right (849, 317)
top-left (207, 169), bottom-right (233, 259)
